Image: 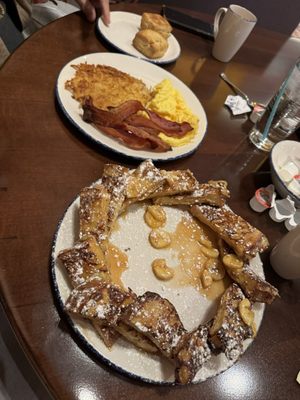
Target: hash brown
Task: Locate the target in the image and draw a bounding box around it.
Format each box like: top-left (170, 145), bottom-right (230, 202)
top-left (65, 63), bottom-right (151, 110)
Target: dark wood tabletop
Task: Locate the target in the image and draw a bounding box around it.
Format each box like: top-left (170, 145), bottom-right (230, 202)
top-left (0, 3), bottom-right (300, 399)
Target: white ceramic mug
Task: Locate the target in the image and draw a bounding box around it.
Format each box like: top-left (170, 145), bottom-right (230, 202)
top-left (212, 4), bottom-right (257, 62)
top-left (270, 226), bottom-right (300, 280)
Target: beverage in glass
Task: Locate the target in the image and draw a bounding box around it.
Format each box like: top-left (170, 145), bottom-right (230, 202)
top-left (249, 58), bottom-right (300, 151)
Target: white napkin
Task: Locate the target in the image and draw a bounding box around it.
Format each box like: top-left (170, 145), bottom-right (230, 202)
top-left (224, 95), bottom-right (252, 115)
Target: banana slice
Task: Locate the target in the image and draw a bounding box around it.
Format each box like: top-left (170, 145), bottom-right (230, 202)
top-left (238, 298), bottom-right (254, 326)
top-left (144, 205), bottom-right (166, 229)
top-left (198, 237), bottom-right (213, 248)
top-left (199, 243), bottom-right (219, 259)
top-left (222, 254), bottom-right (243, 270)
top-left (152, 259), bottom-right (174, 281)
top-left (201, 269), bottom-right (213, 288)
top-left (205, 258), bottom-right (225, 281)
top-left (149, 229), bottom-right (171, 249)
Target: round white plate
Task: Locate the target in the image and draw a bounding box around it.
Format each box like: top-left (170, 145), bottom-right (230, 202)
top-left (51, 189), bottom-right (265, 384)
top-left (56, 52), bottom-right (207, 162)
top-left (97, 11), bottom-right (181, 65)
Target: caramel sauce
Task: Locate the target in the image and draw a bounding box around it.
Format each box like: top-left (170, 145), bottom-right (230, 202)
top-left (168, 216), bottom-right (230, 300)
top-left (106, 243), bottom-right (128, 289)
top-left (106, 213), bottom-right (229, 300)
top-left (202, 274), bottom-right (231, 300)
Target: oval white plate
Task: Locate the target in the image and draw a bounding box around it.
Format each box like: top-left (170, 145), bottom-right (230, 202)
top-left (97, 11), bottom-right (181, 65)
top-left (51, 188), bottom-right (265, 384)
top-left (56, 52), bottom-right (207, 161)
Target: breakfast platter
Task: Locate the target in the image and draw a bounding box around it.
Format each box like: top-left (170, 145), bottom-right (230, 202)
top-left (97, 11), bottom-right (181, 64)
top-left (56, 52), bottom-right (207, 161)
top-left (51, 160), bottom-right (278, 385)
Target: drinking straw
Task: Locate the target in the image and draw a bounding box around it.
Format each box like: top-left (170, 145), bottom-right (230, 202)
top-left (262, 69), bottom-right (293, 140)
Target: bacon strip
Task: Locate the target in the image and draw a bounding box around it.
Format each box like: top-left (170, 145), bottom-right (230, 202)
top-left (99, 126), bottom-right (152, 150)
top-left (145, 110), bottom-right (193, 138)
top-left (82, 98), bottom-right (194, 152)
top-left (122, 123), bottom-right (171, 152)
top-left (83, 98), bottom-right (144, 127)
top-left (125, 114), bottom-right (162, 135)
top-left (126, 113), bottom-right (193, 138)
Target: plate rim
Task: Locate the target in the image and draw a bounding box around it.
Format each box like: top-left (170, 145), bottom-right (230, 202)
top-left (96, 11), bottom-right (181, 65)
top-left (55, 52), bottom-right (208, 162)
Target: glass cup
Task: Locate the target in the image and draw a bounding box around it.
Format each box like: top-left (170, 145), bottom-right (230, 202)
top-left (249, 59), bottom-right (300, 152)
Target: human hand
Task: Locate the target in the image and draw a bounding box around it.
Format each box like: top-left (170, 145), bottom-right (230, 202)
top-left (75, 0), bottom-right (110, 25)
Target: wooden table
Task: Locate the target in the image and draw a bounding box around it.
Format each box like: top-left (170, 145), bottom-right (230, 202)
top-left (0, 3), bottom-right (299, 399)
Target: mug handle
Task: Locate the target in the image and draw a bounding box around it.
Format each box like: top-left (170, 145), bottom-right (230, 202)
top-left (213, 7), bottom-right (227, 39)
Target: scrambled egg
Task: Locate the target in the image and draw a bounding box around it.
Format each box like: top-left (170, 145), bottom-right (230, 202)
top-left (147, 79), bottom-right (199, 147)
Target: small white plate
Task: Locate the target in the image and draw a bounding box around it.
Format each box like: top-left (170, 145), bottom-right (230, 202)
top-left (51, 188), bottom-right (265, 384)
top-left (97, 11), bottom-right (181, 65)
top-left (56, 52), bottom-right (207, 162)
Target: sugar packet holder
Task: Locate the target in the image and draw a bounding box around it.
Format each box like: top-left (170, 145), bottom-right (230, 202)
top-left (276, 159), bottom-right (300, 198)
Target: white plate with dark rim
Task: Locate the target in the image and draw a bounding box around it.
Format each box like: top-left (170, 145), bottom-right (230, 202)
top-left (51, 184), bottom-right (265, 384)
top-left (55, 52), bottom-right (207, 162)
top-left (97, 11), bottom-right (181, 65)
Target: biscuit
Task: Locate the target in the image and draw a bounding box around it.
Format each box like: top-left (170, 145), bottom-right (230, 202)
top-left (140, 12), bottom-right (172, 38)
top-left (133, 29), bottom-right (168, 59)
